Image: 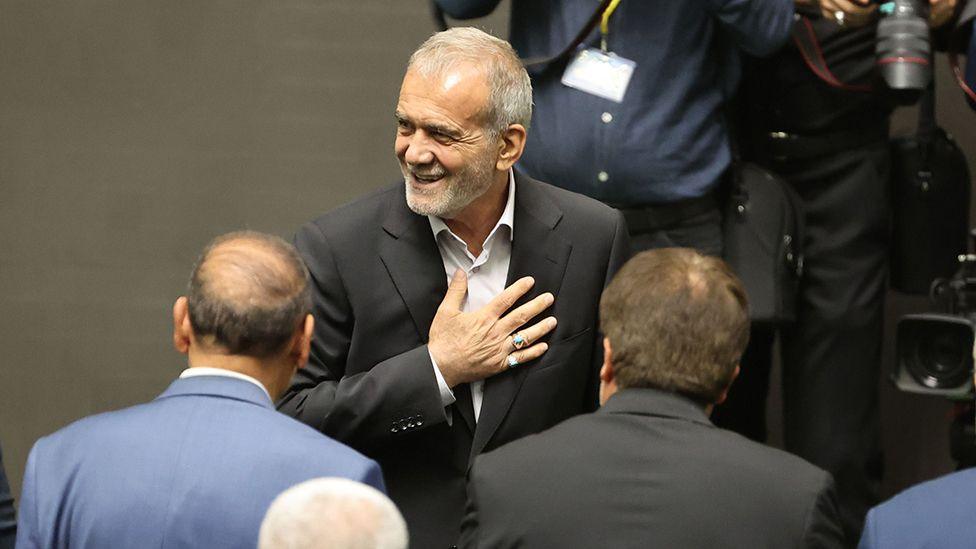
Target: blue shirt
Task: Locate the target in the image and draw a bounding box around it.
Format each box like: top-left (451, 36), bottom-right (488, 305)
top-left (437, 0), bottom-right (793, 205)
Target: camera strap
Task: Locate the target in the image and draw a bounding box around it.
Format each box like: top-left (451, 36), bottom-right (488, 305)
top-left (430, 0), bottom-right (614, 68)
top-left (791, 16), bottom-right (873, 92)
top-left (948, 4), bottom-right (976, 106)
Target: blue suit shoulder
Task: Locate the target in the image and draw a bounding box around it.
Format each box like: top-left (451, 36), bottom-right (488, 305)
top-left (860, 468), bottom-right (976, 549)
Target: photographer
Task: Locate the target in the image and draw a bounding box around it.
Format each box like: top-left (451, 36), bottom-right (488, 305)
top-left (711, 0), bottom-right (960, 544)
top-left (434, 0), bottom-right (794, 256)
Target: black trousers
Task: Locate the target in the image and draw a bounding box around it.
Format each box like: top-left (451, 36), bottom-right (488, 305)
top-left (712, 139), bottom-right (890, 546)
top-left (625, 206), bottom-right (724, 257)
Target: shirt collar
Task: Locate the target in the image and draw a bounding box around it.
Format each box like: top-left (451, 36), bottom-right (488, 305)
top-left (428, 169), bottom-right (516, 243)
top-left (179, 367), bottom-right (272, 403)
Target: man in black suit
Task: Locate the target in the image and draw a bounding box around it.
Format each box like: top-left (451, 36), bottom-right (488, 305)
top-left (460, 248), bottom-right (845, 548)
top-left (278, 27), bottom-right (628, 549)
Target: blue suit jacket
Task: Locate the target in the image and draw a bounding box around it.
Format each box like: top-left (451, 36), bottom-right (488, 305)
top-left (16, 375), bottom-right (384, 549)
top-left (859, 467), bottom-right (976, 549)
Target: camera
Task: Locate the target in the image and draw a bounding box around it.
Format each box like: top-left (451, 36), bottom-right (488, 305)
top-left (875, 0), bottom-right (932, 102)
top-left (893, 253), bottom-right (976, 398)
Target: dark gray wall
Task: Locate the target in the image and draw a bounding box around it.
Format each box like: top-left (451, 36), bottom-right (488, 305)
top-left (0, 0), bottom-right (973, 512)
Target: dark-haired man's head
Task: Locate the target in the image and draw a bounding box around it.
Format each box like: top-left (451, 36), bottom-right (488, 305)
top-left (598, 248), bottom-right (750, 408)
top-left (172, 231), bottom-right (313, 400)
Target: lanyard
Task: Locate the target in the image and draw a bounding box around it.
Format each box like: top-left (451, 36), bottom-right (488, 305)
top-left (600, 0), bottom-right (623, 52)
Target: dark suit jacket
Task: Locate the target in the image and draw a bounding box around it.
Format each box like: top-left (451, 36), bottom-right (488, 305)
top-left (461, 388), bottom-right (845, 549)
top-left (0, 443), bottom-right (14, 549)
top-left (858, 467), bottom-right (976, 549)
top-left (16, 376), bottom-right (383, 549)
top-left (279, 171), bottom-right (629, 548)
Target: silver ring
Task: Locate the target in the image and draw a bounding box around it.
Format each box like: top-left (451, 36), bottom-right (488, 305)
top-left (512, 333), bottom-right (527, 350)
top-left (506, 354), bottom-right (519, 368)
top-left (834, 10), bottom-right (845, 26)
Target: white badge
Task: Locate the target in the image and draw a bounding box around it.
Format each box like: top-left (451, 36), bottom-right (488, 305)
top-left (561, 47), bottom-right (636, 103)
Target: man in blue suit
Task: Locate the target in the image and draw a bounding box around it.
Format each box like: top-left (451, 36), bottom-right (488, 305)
top-left (859, 466), bottom-right (976, 548)
top-left (16, 231), bottom-right (385, 549)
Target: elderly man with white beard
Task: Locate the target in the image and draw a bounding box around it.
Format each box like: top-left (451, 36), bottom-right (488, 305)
top-left (277, 27), bottom-right (629, 549)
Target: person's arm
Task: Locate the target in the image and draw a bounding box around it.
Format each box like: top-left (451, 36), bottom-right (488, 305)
top-left (706, 0), bottom-right (795, 57)
top-left (434, 0), bottom-right (503, 20)
top-left (277, 222), bottom-right (450, 453)
top-left (584, 211), bottom-right (630, 409)
top-left (0, 444), bottom-right (15, 549)
top-left (804, 474), bottom-right (847, 549)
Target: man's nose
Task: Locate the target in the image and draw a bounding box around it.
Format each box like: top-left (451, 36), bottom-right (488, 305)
top-left (402, 133), bottom-right (436, 166)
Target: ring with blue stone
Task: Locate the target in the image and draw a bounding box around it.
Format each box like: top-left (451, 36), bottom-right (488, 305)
top-left (512, 332), bottom-right (527, 350)
top-left (507, 354), bottom-right (520, 368)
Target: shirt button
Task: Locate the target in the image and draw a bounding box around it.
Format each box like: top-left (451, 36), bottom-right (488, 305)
top-left (601, 112), bottom-right (613, 124)
top-left (597, 171), bottom-right (609, 183)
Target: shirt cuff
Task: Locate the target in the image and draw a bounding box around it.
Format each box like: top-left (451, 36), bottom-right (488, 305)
top-left (429, 349), bottom-right (456, 408)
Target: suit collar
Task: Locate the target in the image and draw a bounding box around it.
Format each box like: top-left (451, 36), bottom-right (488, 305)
top-left (599, 387), bottom-right (713, 427)
top-left (156, 375), bottom-right (275, 410)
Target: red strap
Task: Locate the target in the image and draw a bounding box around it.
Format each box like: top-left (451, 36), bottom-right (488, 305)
top-left (949, 51), bottom-right (976, 103)
top-left (791, 16), bottom-right (873, 92)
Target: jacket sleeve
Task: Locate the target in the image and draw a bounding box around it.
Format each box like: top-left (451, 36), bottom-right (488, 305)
top-left (434, 0), bottom-right (503, 20)
top-left (706, 0), bottom-right (794, 57)
top-left (277, 222), bottom-right (449, 453)
top-left (803, 473), bottom-right (847, 549)
top-left (584, 210), bottom-right (630, 409)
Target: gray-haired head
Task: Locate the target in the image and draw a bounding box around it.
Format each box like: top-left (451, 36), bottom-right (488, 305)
top-left (407, 27), bottom-right (532, 138)
top-left (258, 478), bottom-right (408, 549)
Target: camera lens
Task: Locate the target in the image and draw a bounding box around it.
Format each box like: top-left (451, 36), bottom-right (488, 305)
top-left (901, 318), bottom-right (975, 389)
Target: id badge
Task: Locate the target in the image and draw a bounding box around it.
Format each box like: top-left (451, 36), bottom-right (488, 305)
top-left (561, 47), bottom-right (636, 103)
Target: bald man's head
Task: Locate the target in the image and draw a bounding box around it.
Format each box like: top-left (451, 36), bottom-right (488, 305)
top-left (187, 231), bottom-right (311, 358)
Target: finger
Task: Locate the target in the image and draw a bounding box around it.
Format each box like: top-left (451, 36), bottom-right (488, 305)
top-left (497, 292), bottom-right (554, 335)
top-left (510, 317), bottom-right (558, 350)
top-left (439, 269), bottom-right (468, 312)
top-left (832, 0), bottom-right (876, 14)
top-left (485, 276), bottom-right (535, 317)
top-left (505, 342), bottom-right (549, 369)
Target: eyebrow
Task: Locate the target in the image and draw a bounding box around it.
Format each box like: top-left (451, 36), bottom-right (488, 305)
top-left (394, 111), bottom-right (462, 139)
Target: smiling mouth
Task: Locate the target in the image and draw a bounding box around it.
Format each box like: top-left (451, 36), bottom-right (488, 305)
top-left (410, 172), bottom-right (446, 184)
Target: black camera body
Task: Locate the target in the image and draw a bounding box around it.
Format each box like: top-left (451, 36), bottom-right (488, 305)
top-left (894, 254), bottom-right (976, 398)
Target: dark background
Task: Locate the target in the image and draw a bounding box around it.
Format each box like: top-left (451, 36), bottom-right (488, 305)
top-left (1, 0), bottom-right (974, 508)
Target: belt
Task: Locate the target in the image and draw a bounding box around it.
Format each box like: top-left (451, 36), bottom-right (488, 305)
top-left (757, 125), bottom-right (888, 161)
top-left (613, 191), bottom-right (720, 234)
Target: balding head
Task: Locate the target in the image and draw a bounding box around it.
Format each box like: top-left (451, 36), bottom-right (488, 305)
top-left (599, 248), bottom-right (750, 404)
top-left (258, 478), bottom-right (408, 549)
top-left (187, 231), bottom-right (311, 358)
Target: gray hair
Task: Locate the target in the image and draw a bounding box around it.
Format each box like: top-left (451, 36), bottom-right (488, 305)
top-left (408, 27), bottom-right (532, 136)
top-left (258, 478), bottom-right (408, 549)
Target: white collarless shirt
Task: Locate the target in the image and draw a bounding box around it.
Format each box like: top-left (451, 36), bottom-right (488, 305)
top-left (427, 170), bottom-right (516, 423)
top-left (179, 367), bottom-right (273, 404)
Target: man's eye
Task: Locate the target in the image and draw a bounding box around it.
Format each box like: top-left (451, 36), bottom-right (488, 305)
top-left (396, 121), bottom-right (412, 133)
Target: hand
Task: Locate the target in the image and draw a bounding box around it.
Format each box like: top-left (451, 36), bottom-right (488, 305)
top-left (820, 0), bottom-right (878, 28)
top-left (929, 0), bottom-right (956, 28)
top-left (428, 270), bottom-right (557, 388)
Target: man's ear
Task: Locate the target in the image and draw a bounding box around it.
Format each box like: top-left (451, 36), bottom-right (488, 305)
top-left (172, 297), bottom-right (192, 355)
top-left (495, 124), bottom-right (527, 171)
top-left (291, 314), bottom-right (314, 369)
top-left (715, 365), bottom-right (741, 405)
top-left (600, 337), bottom-right (615, 384)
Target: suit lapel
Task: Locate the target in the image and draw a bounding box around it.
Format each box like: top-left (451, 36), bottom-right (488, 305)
top-left (378, 189), bottom-right (447, 358)
top-left (471, 173), bottom-right (572, 460)
top-left (377, 189), bottom-right (476, 434)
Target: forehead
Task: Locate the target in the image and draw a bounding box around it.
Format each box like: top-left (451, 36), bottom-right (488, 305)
top-left (396, 62), bottom-right (490, 127)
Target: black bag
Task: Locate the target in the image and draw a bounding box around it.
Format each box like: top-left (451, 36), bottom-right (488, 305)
top-left (889, 87), bottom-right (971, 294)
top-left (723, 163), bottom-right (804, 325)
